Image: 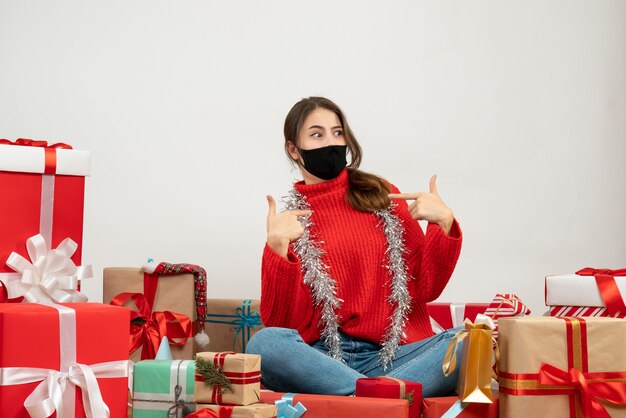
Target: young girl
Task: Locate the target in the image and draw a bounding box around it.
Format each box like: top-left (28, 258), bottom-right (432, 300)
top-left (247, 97), bottom-right (462, 397)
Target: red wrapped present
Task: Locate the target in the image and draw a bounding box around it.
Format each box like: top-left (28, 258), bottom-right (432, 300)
top-left (0, 303), bottom-right (131, 418)
top-left (422, 394), bottom-right (499, 417)
top-left (483, 294), bottom-right (530, 339)
top-left (355, 377), bottom-right (421, 418)
top-left (260, 391), bottom-right (409, 418)
top-left (549, 305), bottom-right (626, 318)
top-left (427, 303), bottom-right (489, 334)
top-left (0, 139), bottom-right (90, 300)
top-left (545, 268), bottom-right (626, 315)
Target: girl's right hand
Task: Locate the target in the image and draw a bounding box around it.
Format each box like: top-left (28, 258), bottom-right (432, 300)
top-left (266, 195), bottom-right (311, 258)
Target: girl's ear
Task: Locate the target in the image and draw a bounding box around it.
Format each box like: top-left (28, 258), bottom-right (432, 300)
top-left (286, 141), bottom-right (300, 162)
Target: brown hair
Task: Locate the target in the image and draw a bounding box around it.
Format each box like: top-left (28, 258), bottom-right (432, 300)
top-left (284, 96), bottom-right (391, 212)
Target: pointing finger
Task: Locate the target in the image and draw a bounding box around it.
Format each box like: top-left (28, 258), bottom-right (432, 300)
top-left (429, 175), bottom-right (439, 195)
top-left (388, 192), bottom-right (421, 201)
top-left (266, 195), bottom-right (276, 216)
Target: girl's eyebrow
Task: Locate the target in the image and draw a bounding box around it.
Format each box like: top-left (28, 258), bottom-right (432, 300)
top-left (307, 125), bottom-right (342, 130)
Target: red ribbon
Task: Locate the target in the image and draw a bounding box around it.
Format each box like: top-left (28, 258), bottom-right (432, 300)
top-left (538, 363), bottom-right (626, 418)
top-left (185, 406), bottom-right (235, 418)
top-left (576, 268), bottom-right (626, 315)
top-left (109, 292), bottom-right (192, 360)
top-left (0, 281), bottom-right (7, 303)
top-left (194, 352), bottom-right (262, 404)
top-left (0, 138), bottom-right (72, 174)
top-left (185, 409), bottom-right (219, 418)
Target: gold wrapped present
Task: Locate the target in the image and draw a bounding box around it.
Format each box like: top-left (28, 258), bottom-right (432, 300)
top-left (499, 316), bottom-right (626, 417)
top-left (104, 266), bottom-right (196, 361)
top-left (204, 299), bottom-right (264, 353)
top-left (443, 316), bottom-right (495, 403)
top-left (194, 352), bottom-right (261, 406)
top-left (196, 403), bottom-right (276, 418)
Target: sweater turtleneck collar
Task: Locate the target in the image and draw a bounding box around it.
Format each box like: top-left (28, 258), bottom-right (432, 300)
top-left (294, 168), bottom-right (349, 198)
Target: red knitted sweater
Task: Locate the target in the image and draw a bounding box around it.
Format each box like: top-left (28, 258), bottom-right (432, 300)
top-left (261, 169), bottom-right (462, 346)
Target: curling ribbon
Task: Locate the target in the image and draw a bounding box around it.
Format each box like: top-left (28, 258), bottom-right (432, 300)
top-left (204, 300), bottom-right (264, 352)
top-left (576, 267), bottom-right (626, 315)
top-left (275, 393), bottom-right (307, 418)
top-left (2, 234), bottom-right (91, 304)
top-left (0, 304), bottom-right (130, 418)
top-left (110, 292), bottom-right (193, 360)
top-left (0, 138), bottom-right (72, 174)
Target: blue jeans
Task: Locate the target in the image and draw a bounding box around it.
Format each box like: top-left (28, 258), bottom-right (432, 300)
top-left (246, 327), bottom-right (461, 397)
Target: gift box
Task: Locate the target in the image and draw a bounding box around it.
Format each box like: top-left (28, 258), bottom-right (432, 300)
top-left (355, 377), bottom-right (422, 418)
top-left (422, 393), bottom-right (499, 418)
top-left (195, 403), bottom-right (276, 418)
top-left (260, 391), bottom-right (409, 418)
top-left (0, 303), bottom-right (130, 418)
top-left (545, 268), bottom-right (626, 315)
top-left (204, 299), bottom-right (264, 353)
top-left (132, 359), bottom-right (196, 418)
top-left (194, 352), bottom-right (261, 405)
top-left (0, 139), bottom-right (90, 299)
top-left (104, 265), bottom-right (198, 361)
top-left (498, 316), bottom-right (626, 417)
top-left (427, 303), bottom-right (489, 334)
top-left (549, 305), bottom-right (626, 318)
top-left (483, 294), bottom-right (530, 339)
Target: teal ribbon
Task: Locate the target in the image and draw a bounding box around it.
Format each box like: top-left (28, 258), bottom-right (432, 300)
top-left (441, 399), bottom-right (466, 418)
top-left (275, 393), bottom-right (307, 418)
top-left (204, 300), bottom-right (263, 352)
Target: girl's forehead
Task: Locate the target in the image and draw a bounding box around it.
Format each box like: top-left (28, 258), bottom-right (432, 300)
top-left (303, 108), bottom-right (340, 127)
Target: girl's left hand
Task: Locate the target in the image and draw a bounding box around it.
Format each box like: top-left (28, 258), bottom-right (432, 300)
top-left (388, 175), bottom-right (455, 235)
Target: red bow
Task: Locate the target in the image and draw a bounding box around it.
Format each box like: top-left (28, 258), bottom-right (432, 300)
top-left (0, 138), bottom-right (72, 149)
top-left (576, 268), bottom-right (626, 277)
top-left (110, 292), bottom-right (192, 360)
top-left (576, 268), bottom-right (626, 315)
top-left (185, 409), bottom-right (220, 418)
top-left (539, 363), bottom-right (626, 418)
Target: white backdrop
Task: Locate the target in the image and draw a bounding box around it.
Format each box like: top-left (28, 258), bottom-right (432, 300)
top-left (1, 0), bottom-right (624, 315)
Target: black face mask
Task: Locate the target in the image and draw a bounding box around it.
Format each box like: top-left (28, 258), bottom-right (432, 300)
top-left (298, 145), bottom-right (348, 181)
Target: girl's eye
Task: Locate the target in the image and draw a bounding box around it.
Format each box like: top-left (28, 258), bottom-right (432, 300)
top-left (311, 132), bottom-right (322, 138)
top-left (334, 130), bottom-right (344, 136)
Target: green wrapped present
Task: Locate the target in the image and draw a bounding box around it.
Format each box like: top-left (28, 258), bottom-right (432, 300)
top-left (132, 359), bottom-right (196, 418)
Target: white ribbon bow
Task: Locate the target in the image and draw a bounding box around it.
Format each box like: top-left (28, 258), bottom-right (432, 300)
top-left (1, 360), bottom-right (130, 418)
top-left (3, 234), bottom-right (91, 303)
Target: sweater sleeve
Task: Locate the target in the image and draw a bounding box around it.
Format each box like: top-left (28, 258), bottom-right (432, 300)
top-left (260, 243), bottom-right (316, 331)
top-left (389, 185), bottom-right (463, 303)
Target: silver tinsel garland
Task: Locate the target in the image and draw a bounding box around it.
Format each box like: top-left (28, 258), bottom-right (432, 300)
top-left (375, 206), bottom-right (413, 369)
top-left (284, 189), bottom-right (344, 360)
top-left (284, 189), bottom-right (412, 369)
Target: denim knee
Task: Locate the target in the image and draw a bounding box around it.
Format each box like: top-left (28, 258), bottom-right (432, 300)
top-left (246, 327), bottom-right (300, 356)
